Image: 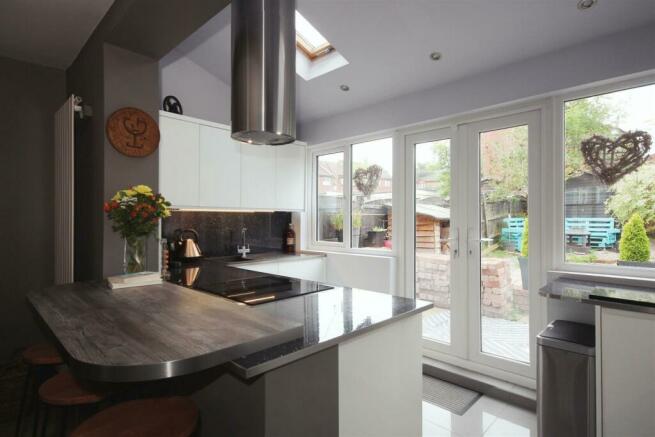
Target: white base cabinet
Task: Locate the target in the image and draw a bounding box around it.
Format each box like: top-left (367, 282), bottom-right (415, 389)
top-left (598, 307), bottom-right (655, 437)
top-left (159, 112), bottom-right (306, 211)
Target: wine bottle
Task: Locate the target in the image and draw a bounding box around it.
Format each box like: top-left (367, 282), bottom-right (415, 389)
top-left (286, 223), bottom-right (296, 253)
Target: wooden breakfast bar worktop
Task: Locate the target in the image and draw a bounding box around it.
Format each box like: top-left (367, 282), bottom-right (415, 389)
top-left (28, 281), bottom-right (303, 382)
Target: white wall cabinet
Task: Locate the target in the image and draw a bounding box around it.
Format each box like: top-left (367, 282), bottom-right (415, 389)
top-left (599, 307), bottom-right (655, 437)
top-left (159, 115), bottom-right (199, 207)
top-left (275, 144), bottom-right (306, 211)
top-left (159, 112), bottom-right (305, 210)
top-left (240, 144), bottom-right (276, 209)
top-left (198, 125), bottom-right (241, 208)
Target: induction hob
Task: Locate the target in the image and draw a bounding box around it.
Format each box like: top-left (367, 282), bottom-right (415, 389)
top-left (168, 257), bottom-right (333, 305)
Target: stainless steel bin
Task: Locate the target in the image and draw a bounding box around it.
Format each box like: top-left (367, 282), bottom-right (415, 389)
top-left (537, 320), bottom-right (595, 437)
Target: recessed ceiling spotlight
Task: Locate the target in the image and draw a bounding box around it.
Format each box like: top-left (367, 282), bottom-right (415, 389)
top-left (340, 84), bottom-right (350, 92)
top-left (577, 0), bottom-right (597, 10)
top-left (429, 51), bottom-right (442, 61)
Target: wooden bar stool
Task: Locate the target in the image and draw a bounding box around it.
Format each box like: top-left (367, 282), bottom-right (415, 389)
top-left (36, 371), bottom-right (107, 437)
top-left (15, 344), bottom-right (63, 437)
top-left (71, 397), bottom-right (199, 437)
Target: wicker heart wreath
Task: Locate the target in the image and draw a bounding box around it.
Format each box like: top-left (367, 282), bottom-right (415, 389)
top-left (353, 164), bottom-right (383, 197)
top-left (580, 130), bottom-right (652, 185)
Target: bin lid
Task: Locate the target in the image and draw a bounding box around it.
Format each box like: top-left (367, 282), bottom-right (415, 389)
top-left (538, 320), bottom-right (595, 349)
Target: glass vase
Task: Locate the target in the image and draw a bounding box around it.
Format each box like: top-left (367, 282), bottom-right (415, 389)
top-left (123, 235), bottom-right (148, 274)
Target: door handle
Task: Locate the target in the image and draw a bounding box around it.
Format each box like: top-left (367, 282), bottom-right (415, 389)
top-left (466, 228), bottom-right (493, 255)
top-left (437, 228), bottom-right (459, 258)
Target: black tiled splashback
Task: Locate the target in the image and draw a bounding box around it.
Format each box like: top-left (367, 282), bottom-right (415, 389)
top-left (162, 211), bottom-right (291, 257)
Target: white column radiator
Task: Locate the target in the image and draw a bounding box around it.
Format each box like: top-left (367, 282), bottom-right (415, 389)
top-left (54, 95), bottom-right (78, 284)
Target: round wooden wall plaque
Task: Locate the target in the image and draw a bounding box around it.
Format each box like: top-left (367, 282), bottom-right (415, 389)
top-left (106, 107), bottom-right (160, 157)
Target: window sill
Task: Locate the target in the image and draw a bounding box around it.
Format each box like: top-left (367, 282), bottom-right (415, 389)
top-left (548, 269), bottom-right (655, 289)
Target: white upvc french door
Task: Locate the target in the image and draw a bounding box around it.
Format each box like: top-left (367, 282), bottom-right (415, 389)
top-left (405, 126), bottom-right (467, 359)
top-left (406, 109), bottom-right (542, 381)
top-left (463, 110), bottom-right (541, 378)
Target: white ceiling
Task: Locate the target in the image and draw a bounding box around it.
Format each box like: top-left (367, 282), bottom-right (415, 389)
top-left (0, 0), bottom-right (115, 69)
top-left (169, 0), bottom-right (655, 124)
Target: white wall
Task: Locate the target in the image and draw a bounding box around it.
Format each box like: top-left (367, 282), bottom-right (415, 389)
top-left (298, 24), bottom-right (655, 145)
top-left (159, 50), bottom-right (231, 125)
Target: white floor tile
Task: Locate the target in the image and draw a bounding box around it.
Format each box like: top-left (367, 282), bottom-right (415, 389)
top-left (423, 419), bottom-right (462, 437)
top-left (483, 418), bottom-right (533, 437)
top-left (423, 393), bottom-right (538, 437)
top-left (423, 395), bottom-right (510, 437)
top-left (483, 404), bottom-right (537, 437)
top-left (423, 401), bottom-right (454, 429)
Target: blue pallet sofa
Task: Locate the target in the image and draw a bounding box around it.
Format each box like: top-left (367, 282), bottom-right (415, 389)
top-left (501, 217), bottom-right (620, 250)
top-left (500, 217), bottom-right (526, 251)
top-left (565, 217), bottom-right (620, 249)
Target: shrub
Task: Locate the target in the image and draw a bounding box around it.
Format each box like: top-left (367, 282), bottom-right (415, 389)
top-left (520, 218), bottom-right (529, 257)
top-left (330, 212), bottom-right (343, 231)
top-left (619, 213), bottom-right (651, 262)
top-left (605, 163), bottom-right (655, 237)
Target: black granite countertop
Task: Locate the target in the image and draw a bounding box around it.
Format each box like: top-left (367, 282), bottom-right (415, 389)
top-left (540, 278), bottom-right (655, 314)
top-left (227, 286), bottom-right (432, 378)
top-left (169, 252), bottom-right (432, 378)
top-left (167, 252), bottom-right (326, 288)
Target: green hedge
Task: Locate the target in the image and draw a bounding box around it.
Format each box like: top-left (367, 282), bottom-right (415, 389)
top-left (619, 213), bottom-right (651, 262)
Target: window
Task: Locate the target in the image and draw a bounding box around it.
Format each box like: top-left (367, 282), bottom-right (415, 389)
top-left (313, 137), bottom-right (393, 251)
top-left (351, 138), bottom-right (393, 249)
top-left (295, 11), bottom-right (334, 60)
top-left (564, 82), bottom-right (655, 268)
top-left (317, 152), bottom-right (344, 242)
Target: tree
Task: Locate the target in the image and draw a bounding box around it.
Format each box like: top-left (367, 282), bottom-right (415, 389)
top-left (605, 162), bottom-right (655, 236)
top-left (416, 140), bottom-right (450, 200)
top-left (481, 126), bottom-right (528, 203)
top-left (619, 213), bottom-right (651, 262)
top-left (564, 97), bottom-right (617, 179)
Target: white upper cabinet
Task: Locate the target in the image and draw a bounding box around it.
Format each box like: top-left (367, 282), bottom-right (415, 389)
top-left (240, 143), bottom-right (276, 209)
top-left (159, 112), bottom-right (305, 211)
top-left (159, 115), bottom-right (199, 207)
top-left (275, 144), bottom-right (305, 210)
top-left (198, 125), bottom-right (241, 208)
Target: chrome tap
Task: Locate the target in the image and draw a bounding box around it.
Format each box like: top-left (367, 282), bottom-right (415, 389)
top-left (237, 227), bottom-right (250, 258)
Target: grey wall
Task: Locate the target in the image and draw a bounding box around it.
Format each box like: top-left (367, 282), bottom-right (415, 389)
top-left (0, 56), bottom-right (66, 360)
top-left (67, 34), bottom-right (105, 281)
top-left (102, 43), bottom-right (161, 276)
top-left (66, 0), bottom-right (232, 278)
top-left (160, 51), bottom-right (231, 125)
top-left (298, 24), bottom-right (655, 145)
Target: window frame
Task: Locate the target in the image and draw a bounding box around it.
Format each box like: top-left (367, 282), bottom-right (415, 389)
top-left (551, 72), bottom-right (655, 280)
top-left (312, 146), bottom-right (347, 248)
top-left (295, 10), bottom-right (335, 61)
top-left (309, 133), bottom-right (398, 256)
top-left (296, 37), bottom-right (334, 60)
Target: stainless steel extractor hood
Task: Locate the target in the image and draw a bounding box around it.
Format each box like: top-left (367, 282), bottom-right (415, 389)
top-left (231, 0), bottom-right (296, 145)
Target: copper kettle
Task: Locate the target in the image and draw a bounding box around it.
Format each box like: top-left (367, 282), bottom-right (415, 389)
top-left (173, 229), bottom-right (202, 260)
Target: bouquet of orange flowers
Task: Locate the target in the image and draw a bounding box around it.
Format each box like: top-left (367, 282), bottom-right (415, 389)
top-left (104, 185), bottom-right (171, 239)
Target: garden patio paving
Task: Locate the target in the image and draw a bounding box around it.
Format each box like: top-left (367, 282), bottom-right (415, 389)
top-left (423, 309), bottom-right (530, 363)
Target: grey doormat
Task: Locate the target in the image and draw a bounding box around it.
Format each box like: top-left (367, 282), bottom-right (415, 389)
top-left (422, 375), bottom-right (482, 416)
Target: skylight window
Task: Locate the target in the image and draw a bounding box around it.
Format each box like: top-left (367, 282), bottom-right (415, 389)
top-left (295, 11), bottom-right (334, 60)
